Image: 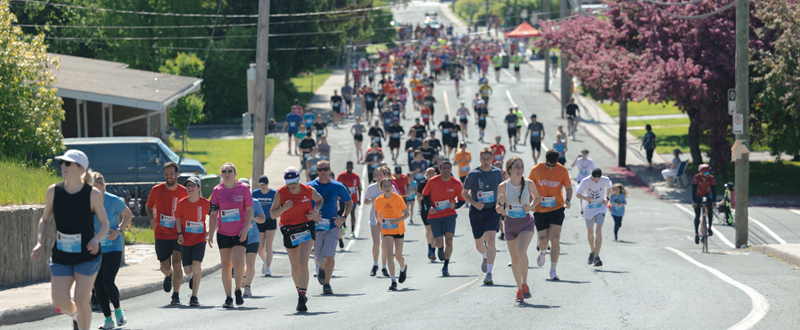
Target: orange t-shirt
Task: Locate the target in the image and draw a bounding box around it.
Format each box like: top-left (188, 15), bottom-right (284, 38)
top-left (277, 184), bottom-right (314, 226)
top-left (527, 163), bottom-right (571, 213)
top-left (146, 183), bottom-right (188, 240)
top-left (374, 192), bottom-right (407, 235)
top-left (421, 175), bottom-right (465, 219)
top-left (175, 196), bottom-right (209, 246)
top-left (454, 151), bottom-right (472, 177)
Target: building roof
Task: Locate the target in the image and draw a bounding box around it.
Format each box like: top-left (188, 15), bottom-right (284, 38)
top-left (49, 53), bottom-right (202, 111)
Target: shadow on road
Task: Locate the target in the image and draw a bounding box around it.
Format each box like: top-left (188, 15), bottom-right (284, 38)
top-left (545, 279), bottom-right (590, 284)
top-left (314, 293), bottom-right (366, 297)
top-left (515, 303), bottom-right (561, 309)
top-left (285, 311), bottom-right (339, 316)
top-left (594, 270), bottom-right (629, 274)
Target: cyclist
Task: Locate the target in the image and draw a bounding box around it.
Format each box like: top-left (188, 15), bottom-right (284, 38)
top-left (565, 97), bottom-right (580, 140)
top-left (716, 182), bottom-right (735, 226)
top-left (692, 164), bottom-right (717, 244)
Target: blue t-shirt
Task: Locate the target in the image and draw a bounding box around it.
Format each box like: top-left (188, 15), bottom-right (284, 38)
top-left (286, 114), bottom-right (302, 132)
top-left (307, 179), bottom-right (352, 229)
top-left (304, 113), bottom-right (315, 128)
top-left (463, 166), bottom-right (505, 207)
top-left (247, 197), bottom-right (264, 245)
top-left (251, 189), bottom-right (276, 220)
top-left (93, 192), bottom-right (127, 253)
top-left (610, 193), bottom-right (627, 217)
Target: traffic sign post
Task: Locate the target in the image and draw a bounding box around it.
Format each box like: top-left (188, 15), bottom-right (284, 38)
top-left (733, 114), bottom-right (744, 134)
top-left (728, 88), bottom-right (736, 115)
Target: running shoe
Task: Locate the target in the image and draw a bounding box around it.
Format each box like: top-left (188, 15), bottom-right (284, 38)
top-left (381, 268), bottom-right (390, 277)
top-left (243, 286), bottom-right (252, 297)
top-left (428, 249), bottom-right (436, 261)
top-left (483, 273), bottom-right (493, 285)
top-left (91, 294), bottom-right (100, 311)
top-left (437, 248), bottom-right (445, 261)
top-left (481, 257), bottom-right (487, 273)
top-left (441, 268), bottom-right (450, 277)
top-left (399, 265), bottom-right (407, 283)
top-left (318, 268), bottom-right (326, 285)
top-left (170, 292), bottom-right (180, 305)
top-left (189, 296), bottom-right (199, 307)
top-left (522, 284), bottom-right (532, 299)
top-left (235, 289), bottom-right (244, 306)
top-left (594, 257), bottom-right (603, 267)
top-left (370, 265), bottom-right (378, 276)
top-left (410, 219), bottom-right (414, 225)
top-left (516, 290), bottom-right (524, 303)
top-left (499, 233), bottom-right (505, 240)
top-left (323, 284), bottom-right (333, 294)
top-left (189, 277), bottom-right (193, 290)
top-left (265, 267), bottom-right (272, 277)
top-left (102, 317), bottom-right (114, 330)
top-left (163, 274), bottom-right (172, 293)
top-left (695, 234), bottom-right (700, 244)
top-left (351, 232), bottom-right (356, 239)
top-left (339, 238), bottom-right (344, 248)
top-left (537, 251), bottom-right (546, 267)
top-left (222, 297), bottom-right (233, 308)
top-left (296, 296), bottom-right (308, 312)
top-left (708, 228), bottom-right (714, 236)
top-left (389, 281), bottom-right (398, 291)
top-left (72, 319), bottom-right (78, 330)
top-left (588, 252), bottom-right (595, 265)
top-left (115, 308), bottom-right (127, 326)
top-left (262, 262), bottom-right (267, 275)
top-left (550, 270), bottom-right (560, 281)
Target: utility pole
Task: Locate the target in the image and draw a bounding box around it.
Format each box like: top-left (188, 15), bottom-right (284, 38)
top-left (252, 0), bottom-right (270, 182)
top-left (543, 0), bottom-right (550, 93)
top-left (514, 0), bottom-right (519, 26)
top-left (559, 0), bottom-right (572, 117)
top-left (345, 37), bottom-right (353, 88)
top-left (734, 0), bottom-right (750, 248)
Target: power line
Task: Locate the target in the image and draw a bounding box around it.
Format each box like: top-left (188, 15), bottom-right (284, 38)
top-left (42, 30), bottom-right (343, 41)
top-left (46, 37), bottom-right (257, 51)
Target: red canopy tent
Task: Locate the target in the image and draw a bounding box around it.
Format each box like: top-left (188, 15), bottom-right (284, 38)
top-left (505, 21), bottom-right (542, 38)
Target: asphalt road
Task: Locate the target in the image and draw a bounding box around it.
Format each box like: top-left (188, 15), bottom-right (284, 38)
top-left (15, 2), bottom-right (800, 329)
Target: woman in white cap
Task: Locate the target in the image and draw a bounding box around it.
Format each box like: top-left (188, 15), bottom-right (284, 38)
top-left (30, 149), bottom-right (110, 330)
top-left (270, 166), bottom-right (324, 312)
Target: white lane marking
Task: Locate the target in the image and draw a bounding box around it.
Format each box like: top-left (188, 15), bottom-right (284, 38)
top-left (443, 277), bottom-right (481, 297)
top-left (665, 247), bottom-right (769, 330)
top-left (506, 90), bottom-right (548, 153)
top-left (674, 204), bottom-right (736, 248)
top-left (791, 210), bottom-right (800, 217)
top-left (502, 68), bottom-right (517, 81)
top-left (749, 217), bottom-right (787, 244)
top-left (342, 165), bottom-right (367, 254)
top-left (655, 227), bottom-right (695, 233)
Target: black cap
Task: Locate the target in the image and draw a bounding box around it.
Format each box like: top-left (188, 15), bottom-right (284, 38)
top-left (592, 168), bottom-right (603, 178)
top-left (395, 166), bottom-right (403, 174)
top-left (258, 175), bottom-right (269, 185)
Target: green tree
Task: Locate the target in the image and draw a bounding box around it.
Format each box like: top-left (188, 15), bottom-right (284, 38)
top-left (159, 52), bottom-right (205, 153)
top-left (0, 0), bottom-right (64, 158)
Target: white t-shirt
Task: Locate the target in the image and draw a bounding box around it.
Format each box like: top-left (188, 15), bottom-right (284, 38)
top-left (366, 183), bottom-right (398, 226)
top-left (576, 176), bottom-right (612, 219)
top-left (574, 158), bottom-right (596, 183)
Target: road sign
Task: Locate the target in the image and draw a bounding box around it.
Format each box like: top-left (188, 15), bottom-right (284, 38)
top-left (531, 13), bottom-right (538, 26)
top-left (733, 113), bottom-right (744, 134)
top-left (728, 88), bottom-right (736, 115)
top-left (520, 9), bottom-right (528, 19)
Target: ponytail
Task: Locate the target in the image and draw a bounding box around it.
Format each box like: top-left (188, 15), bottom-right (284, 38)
top-left (82, 168), bottom-right (95, 186)
top-left (519, 179), bottom-right (525, 204)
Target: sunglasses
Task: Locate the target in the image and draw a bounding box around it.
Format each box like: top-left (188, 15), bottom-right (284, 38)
top-left (221, 169), bottom-right (234, 174)
top-left (59, 160), bottom-right (74, 167)
top-left (317, 167), bottom-right (331, 172)
top-left (287, 181), bottom-right (299, 185)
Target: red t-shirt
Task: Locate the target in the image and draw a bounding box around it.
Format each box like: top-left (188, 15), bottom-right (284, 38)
top-left (421, 175), bottom-right (465, 220)
top-left (146, 183), bottom-right (188, 240)
top-left (490, 143), bottom-right (506, 163)
top-left (421, 108), bottom-right (431, 122)
top-left (394, 174), bottom-right (409, 196)
top-left (338, 171), bottom-right (362, 202)
top-left (175, 197), bottom-right (209, 246)
top-left (692, 174), bottom-right (716, 196)
top-left (277, 183), bottom-right (314, 227)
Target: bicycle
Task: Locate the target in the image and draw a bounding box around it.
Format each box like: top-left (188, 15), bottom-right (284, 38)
top-left (700, 197), bottom-right (709, 253)
top-left (567, 115), bottom-right (578, 140)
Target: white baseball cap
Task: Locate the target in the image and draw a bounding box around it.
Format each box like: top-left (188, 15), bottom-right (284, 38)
top-left (55, 149), bottom-right (89, 169)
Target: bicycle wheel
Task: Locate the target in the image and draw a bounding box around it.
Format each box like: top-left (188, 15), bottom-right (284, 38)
top-left (701, 214), bottom-right (709, 253)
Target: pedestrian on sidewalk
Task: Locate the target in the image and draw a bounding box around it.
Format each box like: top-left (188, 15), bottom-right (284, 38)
top-left (576, 169), bottom-right (612, 267)
top-left (642, 124), bottom-right (657, 169)
top-left (662, 149), bottom-right (682, 186)
top-left (252, 175), bottom-right (277, 277)
top-left (91, 172), bottom-right (132, 328)
top-left (609, 183), bottom-right (629, 241)
top-left (175, 176), bottom-right (209, 307)
top-left (31, 150), bottom-right (110, 330)
top-left (236, 178), bottom-right (266, 298)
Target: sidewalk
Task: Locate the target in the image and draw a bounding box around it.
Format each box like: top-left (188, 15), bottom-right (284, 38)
top-left (0, 243), bottom-right (221, 326)
top-left (751, 244), bottom-right (800, 268)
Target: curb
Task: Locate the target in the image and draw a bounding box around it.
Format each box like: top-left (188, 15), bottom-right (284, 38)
top-left (0, 263), bottom-right (221, 326)
top-left (751, 245), bottom-right (800, 267)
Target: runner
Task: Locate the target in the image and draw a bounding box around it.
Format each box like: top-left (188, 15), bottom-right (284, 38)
top-left (692, 164), bottom-right (717, 244)
top-left (313, 116), bottom-right (327, 143)
top-left (330, 90), bottom-right (343, 128)
top-left (338, 162), bottom-right (362, 238)
top-left (504, 108), bottom-right (519, 151)
top-left (490, 136), bottom-right (507, 164)
top-left (512, 52), bottom-right (522, 82)
top-left (417, 168), bottom-right (437, 260)
top-left (207, 163), bottom-right (254, 308)
top-left (353, 89), bottom-right (365, 122)
top-left (308, 160), bottom-right (353, 294)
top-left (342, 85), bottom-right (353, 117)
top-left (421, 105), bottom-right (432, 130)
top-left (492, 52), bottom-right (502, 82)
top-left (423, 91), bottom-right (437, 118)
top-left (438, 115), bottom-right (455, 159)
top-left (145, 161), bottom-right (188, 305)
top-left (364, 143), bottom-right (384, 184)
top-left (303, 108), bottom-right (315, 133)
top-left (576, 169), bottom-right (612, 267)
top-left (270, 167), bottom-right (324, 312)
top-left (351, 117), bottom-right (366, 164)
top-left (429, 131), bottom-right (442, 156)
top-left (496, 157), bottom-right (540, 302)
top-left (291, 99), bottom-right (304, 117)
top-left (387, 119), bottom-right (406, 163)
top-left (236, 178), bottom-right (266, 298)
top-left (364, 167), bottom-right (396, 276)
top-left (368, 120), bottom-right (385, 149)
top-left (448, 117), bottom-right (461, 157)
top-left (305, 148), bottom-right (323, 182)
top-left (453, 68), bottom-right (462, 97)
top-left (365, 87), bottom-right (377, 122)
top-left (476, 101), bottom-right (488, 142)
top-left (454, 142), bottom-right (472, 182)
top-left (30, 150), bottom-right (109, 330)
top-left (523, 114), bottom-right (546, 164)
top-left (571, 150), bottom-right (596, 186)
top-left (479, 80), bottom-right (492, 106)
top-left (609, 183), bottom-right (629, 241)
top-left (393, 166), bottom-right (412, 224)
top-left (174, 176), bottom-right (208, 308)
top-left (299, 134), bottom-right (316, 173)
top-left (91, 172), bottom-right (132, 328)
top-left (404, 133), bottom-right (423, 166)
top-left (565, 97), bottom-right (580, 140)
top-left (553, 132), bottom-right (568, 165)
top-left (528, 150), bottom-right (573, 281)
top-left (462, 148), bottom-right (505, 285)
top-left (421, 160), bottom-right (466, 276)
top-left (456, 101), bottom-right (470, 140)
top-left (281, 106), bottom-right (303, 155)
top-left (513, 107), bottom-right (524, 145)
top-left (317, 136), bottom-right (331, 161)
top-left (374, 178), bottom-right (410, 290)
top-left (252, 175), bottom-right (278, 277)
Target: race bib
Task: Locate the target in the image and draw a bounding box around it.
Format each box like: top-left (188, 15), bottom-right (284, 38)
top-left (304, 154), bottom-right (311, 160)
top-left (289, 122), bottom-right (297, 127)
top-left (385, 119), bottom-right (392, 124)
top-left (290, 230), bottom-right (311, 246)
top-left (508, 205), bottom-right (526, 218)
top-left (393, 133), bottom-right (400, 139)
top-left (579, 169), bottom-right (589, 175)
top-left (249, 222), bottom-right (258, 236)
top-left (460, 115), bottom-right (467, 120)
top-left (56, 232), bottom-right (81, 253)
top-left (381, 218), bottom-right (399, 230)
top-left (415, 172), bottom-right (424, 180)
top-left (541, 196), bottom-right (556, 208)
top-left (588, 202), bottom-right (603, 210)
top-left (306, 119), bottom-right (313, 125)
top-left (221, 209), bottom-right (240, 223)
top-left (460, 165), bottom-right (469, 173)
top-left (451, 132), bottom-right (458, 138)
top-left (310, 165), bottom-right (318, 173)
top-left (406, 193), bottom-right (416, 200)
top-left (318, 130), bottom-right (325, 136)
top-left (394, 111), bottom-right (400, 116)
top-left (348, 187), bottom-right (356, 194)
top-left (186, 221), bottom-right (204, 234)
top-left (435, 200), bottom-right (450, 211)
top-left (423, 115), bottom-right (429, 119)
top-left (372, 137), bottom-right (381, 143)
top-left (479, 117), bottom-right (486, 122)
top-left (315, 219), bottom-right (331, 232)
top-left (99, 231), bottom-right (113, 248)
top-left (509, 123), bottom-right (516, 128)
top-left (532, 132), bottom-right (540, 137)
top-left (477, 190), bottom-right (494, 203)
top-left (612, 205), bottom-right (623, 212)
top-left (443, 129), bottom-right (450, 134)
top-left (370, 163), bottom-right (379, 169)
top-left (160, 214), bottom-right (175, 228)
top-left (494, 154), bottom-right (502, 161)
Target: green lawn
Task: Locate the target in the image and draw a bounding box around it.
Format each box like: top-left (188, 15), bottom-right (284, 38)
top-left (627, 118), bottom-right (690, 128)
top-left (124, 225), bottom-right (155, 245)
top-left (630, 126), bottom-right (707, 155)
top-left (171, 136), bottom-right (280, 180)
top-left (685, 161), bottom-right (800, 196)
top-left (290, 68), bottom-right (335, 108)
top-left (0, 158), bottom-right (62, 205)
top-left (599, 101), bottom-right (682, 117)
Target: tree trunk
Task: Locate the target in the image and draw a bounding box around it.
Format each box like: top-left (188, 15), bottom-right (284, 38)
top-left (618, 100), bottom-right (628, 167)
top-left (687, 109), bottom-right (703, 165)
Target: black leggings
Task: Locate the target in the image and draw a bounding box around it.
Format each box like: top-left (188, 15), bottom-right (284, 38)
top-left (693, 201), bottom-right (713, 234)
top-left (646, 149), bottom-right (655, 165)
top-left (94, 251), bottom-right (122, 317)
